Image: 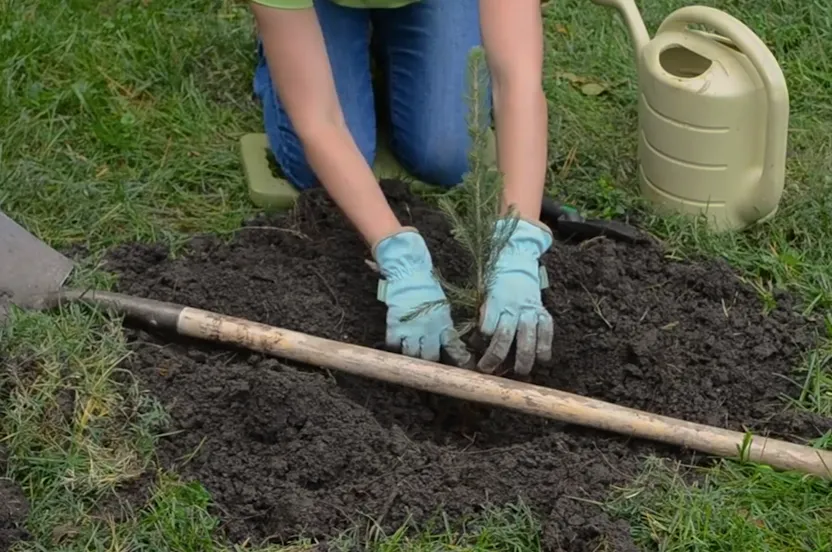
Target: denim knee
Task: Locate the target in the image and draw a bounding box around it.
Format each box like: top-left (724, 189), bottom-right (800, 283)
top-left (252, 0), bottom-right (376, 191)
top-left (372, 0), bottom-right (485, 189)
top-left (396, 136), bottom-right (471, 188)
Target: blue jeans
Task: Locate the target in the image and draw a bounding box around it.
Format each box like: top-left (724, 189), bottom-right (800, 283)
top-left (252, 0), bottom-right (489, 191)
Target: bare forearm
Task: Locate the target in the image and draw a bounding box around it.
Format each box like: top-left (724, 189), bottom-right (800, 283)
top-left (479, 0), bottom-right (547, 221)
top-left (252, 3), bottom-right (401, 248)
top-left (299, 123), bottom-right (402, 246)
top-left (492, 82), bottom-right (548, 220)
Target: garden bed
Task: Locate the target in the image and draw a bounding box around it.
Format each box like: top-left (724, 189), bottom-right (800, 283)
top-left (103, 180), bottom-right (828, 551)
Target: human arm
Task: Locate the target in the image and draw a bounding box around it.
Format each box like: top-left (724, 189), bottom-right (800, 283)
top-left (251, 2), bottom-right (471, 367)
top-left (479, 0), bottom-right (548, 220)
top-left (476, 0), bottom-right (554, 375)
top-left (250, 2), bottom-right (402, 246)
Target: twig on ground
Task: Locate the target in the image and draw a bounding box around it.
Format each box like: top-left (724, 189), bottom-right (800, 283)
top-left (582, 283), bottom-right (613, 329)
top-left (231, 225), bottom-right (310, 240)
top-left (308, 266), bottom-right (345, 332)
top-left (375, 485), bottom-right (400, 526)
top-left (176, 435), bottom-right (208, 467)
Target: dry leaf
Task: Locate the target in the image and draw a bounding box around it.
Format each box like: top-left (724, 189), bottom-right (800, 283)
top-left (51, 524), bottom-right (80, 544)
top-left (557, 72), bottom-right (587, 84)
top-left (556, 72), bottom-right (612, 96)
top-left (580, 82), bottom-right (607, 96)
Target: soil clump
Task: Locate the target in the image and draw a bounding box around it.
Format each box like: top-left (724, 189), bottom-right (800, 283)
top-left (0, 447), bottom-right (30, 551)
top-left (103, 180), bottom-right (827, 551)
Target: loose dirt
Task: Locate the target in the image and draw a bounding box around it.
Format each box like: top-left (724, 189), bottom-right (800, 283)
top-left (0, 448), bottom-right (30, 551)
top-left (103, 180), bottom-right (828, 551)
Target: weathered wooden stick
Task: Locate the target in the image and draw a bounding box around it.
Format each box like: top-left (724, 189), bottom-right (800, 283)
top-left (39, 289), bottom-right (832, 479)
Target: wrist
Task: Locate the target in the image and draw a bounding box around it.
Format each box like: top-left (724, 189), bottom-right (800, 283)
top-left (492, 217), bottom-right (552, 291)
top-left (301, 124), bottom-right (403, 247)
top-left (495, 217), bottom-right (553, 259)
top-left (372, 227), bottom-right (434, 280)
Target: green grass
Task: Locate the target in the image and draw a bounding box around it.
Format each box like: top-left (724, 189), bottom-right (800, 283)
top-left (540, 0), bottom-right (832, 414)
top-left (606, 447), bottom-right (832, 552)
top-left (1, 0), bottom-right (831, 550)
top-left (0, 0), bottom-right (259, 252)
top-left (539, 0), bottom-right (832, 549)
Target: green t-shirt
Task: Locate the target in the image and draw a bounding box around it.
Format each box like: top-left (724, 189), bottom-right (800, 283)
top-left (252, 0), bottom-right (418, 8)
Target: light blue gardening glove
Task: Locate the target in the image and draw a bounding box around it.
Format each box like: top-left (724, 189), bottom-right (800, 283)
top-left (477, 218), bottom-right (554, 376)
top-left (374, 228), bottom-right (473, 368)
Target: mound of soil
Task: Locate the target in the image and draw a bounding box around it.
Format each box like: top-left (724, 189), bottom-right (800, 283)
top-left (0, 448), bottom-right (30, 550)
top-left (103, 180), bottom-right (828, 551)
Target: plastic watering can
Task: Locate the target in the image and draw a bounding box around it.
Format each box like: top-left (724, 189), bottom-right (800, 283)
top-left (591, 0), bottom-right (789, 231)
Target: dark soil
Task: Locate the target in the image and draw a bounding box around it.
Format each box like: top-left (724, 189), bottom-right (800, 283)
top-left (102, 180), bottom-right (829, 551)
top-left (0, 448), bottom-right (30, 551)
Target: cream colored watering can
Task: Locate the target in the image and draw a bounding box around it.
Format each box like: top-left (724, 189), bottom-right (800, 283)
top-left (592, 0), bottom-right (789, 232)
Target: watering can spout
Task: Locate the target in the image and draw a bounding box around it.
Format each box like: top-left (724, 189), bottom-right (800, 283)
top-left (591, 0), bottom-right (650, 62)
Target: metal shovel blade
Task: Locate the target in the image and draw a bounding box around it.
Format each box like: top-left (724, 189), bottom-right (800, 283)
top-left (0, 211), bottom-right (74, 323)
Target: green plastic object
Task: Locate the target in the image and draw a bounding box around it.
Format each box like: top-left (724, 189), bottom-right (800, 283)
top-left (240, 133), bottom-right (299, 211)
top-left (241, 125), bottom-right (496, 210)
top-left (591, 0), bottom-right (789, 232)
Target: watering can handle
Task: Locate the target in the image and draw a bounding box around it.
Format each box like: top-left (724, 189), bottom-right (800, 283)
top-left (658, 6), bottom-right (789, 212)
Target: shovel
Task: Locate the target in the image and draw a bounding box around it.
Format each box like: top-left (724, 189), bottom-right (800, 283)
top-left (2, 212), bottom-right (830, 479)
top-left (0, 211), bottom-right (74, 324)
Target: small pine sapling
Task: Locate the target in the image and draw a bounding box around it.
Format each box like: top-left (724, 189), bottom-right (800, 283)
top-left (405, 46), bottom-right (520, 346)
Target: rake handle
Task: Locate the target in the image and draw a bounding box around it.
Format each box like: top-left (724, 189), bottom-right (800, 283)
top-left (43, 289), bottom-right (832, 479)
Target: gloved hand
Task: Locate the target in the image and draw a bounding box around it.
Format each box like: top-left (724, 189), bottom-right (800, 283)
top-left (477, 217), bottom-right (554, 375)
top-left (374, 228), bottom-right (473, 367)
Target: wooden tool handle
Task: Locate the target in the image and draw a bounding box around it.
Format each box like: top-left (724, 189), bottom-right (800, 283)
top-left (175, 307), bottom-right (831, 479)
top-left (44, 289), bottom-right (832, 479)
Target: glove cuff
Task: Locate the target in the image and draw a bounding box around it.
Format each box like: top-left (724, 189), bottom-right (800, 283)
top-left (495, 216), bottom-right (554, 257)
top-left (493, 217), bottom-right (552, 291)
top-left (372, 226), bottom-right (434, 281)
top-left (370, 226), bottom-right (419, 259)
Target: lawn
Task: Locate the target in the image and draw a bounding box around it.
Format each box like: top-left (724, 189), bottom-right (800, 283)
top-left (1, 0), bottom-right (831, 551)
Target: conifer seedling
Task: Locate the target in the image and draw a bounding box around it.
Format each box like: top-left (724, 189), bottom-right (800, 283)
top-left (405, 46), bottom-right (520, 351)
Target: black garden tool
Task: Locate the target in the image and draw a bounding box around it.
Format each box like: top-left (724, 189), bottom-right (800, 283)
top-left (539, 196), bottom-right (643, 243)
